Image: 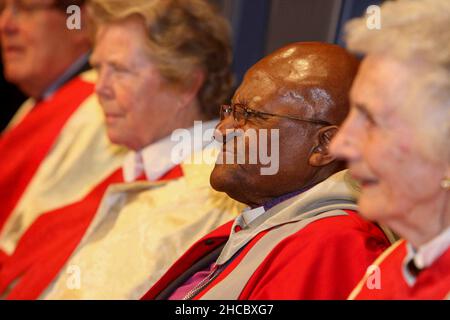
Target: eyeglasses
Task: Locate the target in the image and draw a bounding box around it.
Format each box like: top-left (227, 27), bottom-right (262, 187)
top-left (0, 0), bottom-right (58, 17)
top-left (220, 104), bottom-right (333, 127)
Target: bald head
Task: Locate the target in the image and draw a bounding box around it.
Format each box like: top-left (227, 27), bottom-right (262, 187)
top-left (211, 42), bottom-right (359, 207)
top-left (237, 42), bottom-right (359, 125)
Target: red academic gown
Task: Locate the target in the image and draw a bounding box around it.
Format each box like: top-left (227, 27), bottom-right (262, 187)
top-left (0, 75), bottom-right (94, 231)
top-left (0, 166), bottom-right (183, 299)
top-left (142, 210), bottom-right (390, 300)
top-left (351, 240), bottom-right (450, 300)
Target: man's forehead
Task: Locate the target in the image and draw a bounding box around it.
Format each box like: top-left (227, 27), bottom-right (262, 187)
top-left (233, 68), bottom-right (276, 103)
top-left (239, 65), bottom-right (324, 100)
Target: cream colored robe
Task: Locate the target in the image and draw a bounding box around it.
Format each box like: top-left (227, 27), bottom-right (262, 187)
top-left (42, 149), bottom-right (243, 300)
top-left (0, 70), bottom-right (127, 255)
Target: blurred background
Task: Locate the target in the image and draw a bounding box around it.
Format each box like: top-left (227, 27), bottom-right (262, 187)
top-left (0, 0), bottom-right (381, 132)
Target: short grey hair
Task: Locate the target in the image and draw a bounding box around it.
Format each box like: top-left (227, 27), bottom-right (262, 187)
top-left (87, 0), bottom-right (233, 119)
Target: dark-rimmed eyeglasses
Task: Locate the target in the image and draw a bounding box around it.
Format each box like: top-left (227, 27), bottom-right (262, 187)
top-left (220, 104), bottom-right (333, 127)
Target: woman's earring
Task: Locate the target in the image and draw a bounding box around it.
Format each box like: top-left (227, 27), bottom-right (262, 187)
top-left (441, 178), bottom-right (450, 190)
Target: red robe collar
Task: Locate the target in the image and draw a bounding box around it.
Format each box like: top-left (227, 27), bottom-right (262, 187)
top-left (141, 220), bottom-right (233, 300)
top-left (354, 241), bottom-right (450, 300)
top-left (0, 76), bottom-right (94, 230)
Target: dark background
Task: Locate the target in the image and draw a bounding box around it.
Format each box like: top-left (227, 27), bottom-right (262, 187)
top-left (0, 0), bottom-right (382, 132)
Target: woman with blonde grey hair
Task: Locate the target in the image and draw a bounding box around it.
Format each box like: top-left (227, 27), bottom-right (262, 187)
top-left (331, 0), bottom-right (450, 299)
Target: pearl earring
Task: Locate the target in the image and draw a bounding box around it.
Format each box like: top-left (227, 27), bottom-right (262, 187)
top-left (441, 178), bottom-right (450, 190)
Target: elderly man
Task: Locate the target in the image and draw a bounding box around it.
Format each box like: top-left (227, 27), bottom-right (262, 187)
top-left (0, 0), bottom-right (241, 300)
top-left (0, 0), bottom-right (126, 263)
top-left (142, 42), bottom-right (394, 300)
top-left (331, 0), bottom-right (450, 300)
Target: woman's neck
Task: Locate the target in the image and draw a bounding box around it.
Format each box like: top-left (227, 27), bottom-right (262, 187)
top-left (386, 191), bottom-right (450, 249)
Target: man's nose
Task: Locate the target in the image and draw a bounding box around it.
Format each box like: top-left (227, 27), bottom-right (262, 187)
top-left (214, 117), bottom-right (237, 143)
top-left (95, 69), bottom-right (114, 100)
top-left (0, 4), bottom-right (19, 36)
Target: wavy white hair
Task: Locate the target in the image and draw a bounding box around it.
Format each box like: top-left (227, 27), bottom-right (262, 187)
top-left (345, 0), bottom-right (450, 162)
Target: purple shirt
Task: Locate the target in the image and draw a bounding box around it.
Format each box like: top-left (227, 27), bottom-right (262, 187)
top-left (168, 263), bottom-right (216, 300)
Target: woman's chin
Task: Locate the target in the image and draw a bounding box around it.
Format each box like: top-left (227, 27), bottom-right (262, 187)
top-left (358, 196), bottom-right (388, 223)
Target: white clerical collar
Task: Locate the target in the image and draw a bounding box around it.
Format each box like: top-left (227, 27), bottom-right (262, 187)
top-left (413, 226), bottom-right (450, 269)
top-left (241, 206), bottom-right (266, 226)
top-left (123, 120), bottom-right (218, 182)
top-left (403, 227), bottom-right (450, 286)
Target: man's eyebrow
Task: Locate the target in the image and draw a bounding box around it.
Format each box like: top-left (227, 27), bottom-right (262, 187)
top-left (232, 98), bottom-right (249, 107)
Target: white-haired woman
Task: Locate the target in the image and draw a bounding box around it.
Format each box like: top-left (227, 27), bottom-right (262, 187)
top-left (331, 0), bottom-right (450, 299)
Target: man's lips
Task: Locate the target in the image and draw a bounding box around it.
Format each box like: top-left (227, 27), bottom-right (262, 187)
top-left (104, 113), bottom-right (124, 123)
top-left (3, 44), bottom-right (24, 52)
top-left (217, 144), bottom-right (234, 157)
top-left (2, 45), bottom-right (25, 57)
top-left (222, 143), bottom-right (233, 153)
top-left (221, 140), bottom-right (240, 155)
top-left (215, 141), bottom-right (237, 165)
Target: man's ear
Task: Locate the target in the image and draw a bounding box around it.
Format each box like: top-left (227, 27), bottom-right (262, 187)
top-left (308, 126), bottom-right (339, 167)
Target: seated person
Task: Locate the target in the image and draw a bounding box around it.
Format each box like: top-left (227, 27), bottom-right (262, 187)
top-left (142, 42), bottom-right (395, 300)
top-left (0, 0), bottom-right (241, 300)
top-left (331, 0), bottom-right (450, 300)
top-left (0, 0), bottom-right (126, 264)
